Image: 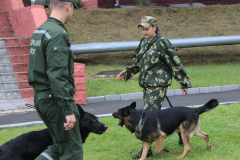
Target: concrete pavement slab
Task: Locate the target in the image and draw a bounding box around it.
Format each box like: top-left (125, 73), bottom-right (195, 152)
top-left (200, 86), bottom-right (222, 93)
top-left (0, 100), bottom-right (18, 110)
top-left (105, 95), bottom-right (120, 101)
top-left (8, 99), bottom-right (29, 109)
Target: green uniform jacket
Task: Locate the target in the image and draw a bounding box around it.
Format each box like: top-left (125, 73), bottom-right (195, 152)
top-left (124, 32), bottom-right (191, 89)
top-left (28, 17), bottom-right (75, 116)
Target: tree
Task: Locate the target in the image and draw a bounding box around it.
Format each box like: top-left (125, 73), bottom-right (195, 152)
top-left (189, 0), bottom-right (194, 6)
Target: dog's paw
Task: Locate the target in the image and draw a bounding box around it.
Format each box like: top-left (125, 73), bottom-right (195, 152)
top-left (157, 148), bottom-right (169, 153)
top-left (208, 144), bottom-right (212, 149)
top-left (162, 148), bottom-right (169, 152)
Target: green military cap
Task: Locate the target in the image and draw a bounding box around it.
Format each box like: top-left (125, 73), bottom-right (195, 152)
top-left (138, 16), bottom-right (157, 28)
top-left (59, 0), bottom-right (78, 8)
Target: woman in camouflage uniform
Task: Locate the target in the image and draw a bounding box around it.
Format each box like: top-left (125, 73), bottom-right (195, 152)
top-left (118, 16), bottom-right (191, 159)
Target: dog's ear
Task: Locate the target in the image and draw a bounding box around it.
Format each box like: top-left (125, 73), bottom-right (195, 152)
top-left (123, 108), bottom-right (130, 116)
top-left (76, 104), bottom-right (84, 118)
top-left (129, 102), bottom-right (136, 109)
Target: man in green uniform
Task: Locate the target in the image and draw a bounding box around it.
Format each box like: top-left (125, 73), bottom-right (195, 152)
top-left (28, 0), bottom-right (83, 159)
top-left (118, 16), bottom-right (191, 159)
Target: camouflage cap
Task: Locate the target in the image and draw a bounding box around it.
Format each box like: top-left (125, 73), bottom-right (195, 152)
top-left (138, 16), bottom-right (157, 28)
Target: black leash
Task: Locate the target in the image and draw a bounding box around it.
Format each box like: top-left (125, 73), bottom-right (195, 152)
top-left (166, 95), bottom-right (173, 108)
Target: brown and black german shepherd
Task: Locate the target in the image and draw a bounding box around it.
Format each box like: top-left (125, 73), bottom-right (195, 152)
top-left (112, 99), bottom-right (219, 160)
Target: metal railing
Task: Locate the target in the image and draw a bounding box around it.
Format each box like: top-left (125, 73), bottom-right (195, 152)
top-left (70, 35), bottom-right (240, 54)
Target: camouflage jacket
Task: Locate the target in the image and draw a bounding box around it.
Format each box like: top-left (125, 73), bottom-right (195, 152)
top-left (124, 32), bottom-right (191, 89)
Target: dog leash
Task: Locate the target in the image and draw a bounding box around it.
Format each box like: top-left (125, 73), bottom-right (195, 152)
top-left (25, 103), bottom-right (35, 109)
top-left (166, 95), bottom-right (173, 108)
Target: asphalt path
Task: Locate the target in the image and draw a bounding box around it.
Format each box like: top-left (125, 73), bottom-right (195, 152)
top-left (0, 90), bottom-right (239, 126)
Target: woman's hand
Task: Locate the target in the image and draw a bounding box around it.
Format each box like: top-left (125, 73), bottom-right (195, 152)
top-left (118, 71), bottom-right (125, 80)
top-left (181, 88), bottom-right (188, 95)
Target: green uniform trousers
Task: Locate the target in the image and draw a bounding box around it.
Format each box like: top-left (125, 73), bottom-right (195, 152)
top-left (143, 86), bottom-right (168, 111)
top-left (34, 90), bottom-right (83, 160)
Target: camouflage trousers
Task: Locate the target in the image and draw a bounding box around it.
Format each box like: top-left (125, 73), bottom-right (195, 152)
top-left (143, 86), bottom-right (168, 111)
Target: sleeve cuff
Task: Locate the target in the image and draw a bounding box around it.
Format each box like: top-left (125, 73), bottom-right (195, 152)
top-left (180, 83), bottom-right (191, 89)
top-left (62, 103), bottom-right (74, 116)
top-left (124, 68), bottom-right (132, 81)
top-left (57, 98), bottom-right (75, 116)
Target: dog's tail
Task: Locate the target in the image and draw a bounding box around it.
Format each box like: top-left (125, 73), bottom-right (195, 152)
top-left (194, 99), bottom-right (219, 115)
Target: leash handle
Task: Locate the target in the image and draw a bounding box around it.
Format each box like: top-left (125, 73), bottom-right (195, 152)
top-left (166, 95), bottom-right (173, 108)
top-left (25, 103), bottom-right (35, 109)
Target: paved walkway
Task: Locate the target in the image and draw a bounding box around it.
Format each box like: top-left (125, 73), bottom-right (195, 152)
top-left (0, 85), bottom-right (239, 128)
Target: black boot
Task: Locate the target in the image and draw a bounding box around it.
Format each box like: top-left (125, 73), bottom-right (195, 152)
top-left (132, 147), bottom-right (153, 159)
top-left (178, 132), bottom-right (183, 145)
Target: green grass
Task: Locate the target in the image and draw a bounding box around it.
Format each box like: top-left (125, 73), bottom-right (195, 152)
top-left (60, 4), bottom-right (240, 66)
top-left (63, 4), bottom-right (240, 97)
top-left (44, 5), bottom-right (240, 97)
top-left (1, 103), bottom-right (240, 159)
top-left (66, 4), bottom-right (240, 44)
top-left (85, 63), bottom-right (240, 97)
top-left (84, 104), bottom-right (240, 160)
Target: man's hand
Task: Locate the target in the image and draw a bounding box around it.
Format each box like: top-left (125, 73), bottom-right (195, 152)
top-left (64, 114), bottom-right (76, 130)
top-left (118, 71), bottom-right (125, 80)
top-left (181, 88), bottom-right (188, 95)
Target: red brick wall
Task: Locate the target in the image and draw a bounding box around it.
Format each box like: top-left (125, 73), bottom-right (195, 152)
top-left (120, 0), bottom-right (135, 5)
top-left (81, 0), bottom-right (98, 8)
top-left (82, 0), bottom-right (240, 8)
top-left (200, 0), bottom-right (240, 5)
top-left (98, 0), bottom-right (116, 8)
top-left (152, 0), bottom-right (190, 6)
top-left (152, 0), bottom-right (240, 6)
top-left (82, 0), bottom-right (135, 8)
top-left (98, 0), bottom-right (135, 8)
top-left (0, 0), bottom-right (87, 104)
top-left (74, 63), bottom-right (87, 104)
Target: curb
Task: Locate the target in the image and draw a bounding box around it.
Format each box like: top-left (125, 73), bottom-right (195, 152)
top-left (86, 84), bottom-right (240, 104)
top-left (1, 100), bottom-right (240, 129)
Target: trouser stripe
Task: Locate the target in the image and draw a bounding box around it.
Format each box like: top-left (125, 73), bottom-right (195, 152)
top-left (40, 152), bottom-right (53, 160)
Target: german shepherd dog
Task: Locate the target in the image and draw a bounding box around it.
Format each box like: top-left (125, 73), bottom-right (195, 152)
top-left (112, 99), bottom-right (219, 160)
top-left (0, 104), bottom-right (108, 160)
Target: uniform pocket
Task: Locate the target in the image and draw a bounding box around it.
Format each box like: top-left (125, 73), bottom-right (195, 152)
top-left (53, 46), bottom-right (69, 67)
top-left (35, 90), bottom-right (53, 106)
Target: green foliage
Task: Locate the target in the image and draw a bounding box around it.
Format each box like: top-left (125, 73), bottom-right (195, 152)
top-left (22, 0), bottom-right (31, 7)
top-left (189, 0), bottom-right (195, 6)
top-left (75, 0), bottom-right (83, 8)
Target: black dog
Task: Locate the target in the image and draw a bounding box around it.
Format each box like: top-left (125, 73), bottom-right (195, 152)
top-left (0, 104), bottom-right (108, 160)
top-left (112, 99), bottom-right (219, 160)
